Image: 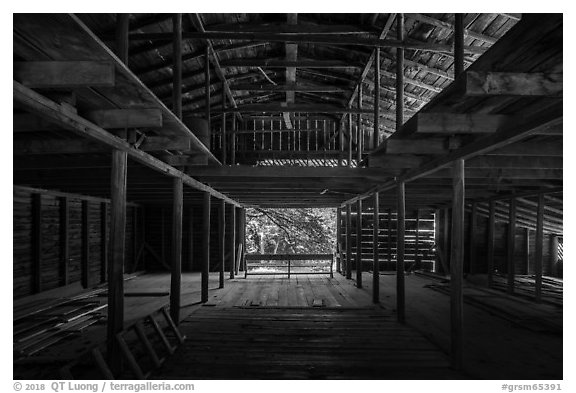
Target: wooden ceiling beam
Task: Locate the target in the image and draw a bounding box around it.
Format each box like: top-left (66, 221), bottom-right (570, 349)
top-left (205, 23), bottom-right (381, 34)
top-left (219, 59), bottom-right (363, 69)
top-left (187, 13), bottom-right (243, 123)
top-left (187, 104), bottom-right (374, 114)
top-left (84, 109), bottom-right (163, 129)
top-left (463, 71), bottom-right (562, 97)
top-left (229, 84), bottom-right (349, 93)
top-left (13, 81), bottom-right (241, 206)
top-left (14, 61), bottom-right (115, 89)
top-left (124, 32), bottom-right (488, 54)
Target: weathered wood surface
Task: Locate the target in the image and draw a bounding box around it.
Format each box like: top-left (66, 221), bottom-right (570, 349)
top-left (154, 306), bottom-right (459, 379)
top-left (13, 13), bottom-right (218, 161)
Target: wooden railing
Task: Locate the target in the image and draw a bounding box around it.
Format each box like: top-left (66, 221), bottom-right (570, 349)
top-left (244, 254), bottom-right (334, 278)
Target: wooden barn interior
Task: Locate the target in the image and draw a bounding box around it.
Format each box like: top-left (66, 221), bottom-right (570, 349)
top-left (13, 13), bottom-right (562, 380)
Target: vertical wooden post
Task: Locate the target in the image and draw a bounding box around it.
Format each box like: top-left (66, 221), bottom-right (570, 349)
top-left (372, 192), bottom-right (379, 303)
top-left (231, 117), bottom-right (236, 165)
top-left (81, 200), bottom-right (90, 288)
top-left (60, 197), bottom-right (69, 286)
top-left (356, 199), bottom-right (363, 288)
top-left (229, 204), bottom-right (236, 279)
top-left (487, 200), bottom-right (495, 287)
top-left (221, 80), bottom-right (227, 165)
top-left (524, 228), bottom-right (531, 275)
top-left (469, 202), bottom-right (477, 274)
top-left (336, 207), bottom-right (342, 274)
top-left (357, 85), bottom-right (362, 162)
top-left (218, 199), bottom-right (226, 288)
top-left (373, 47), bottom-right (380, 150)
top-left (202, 192), bottom-right (211, 303)
top-left (100, 202), bottom-right (108, 284)
top-left (172, 13), bottom-right (182, 119)
top-left (347, 113), bottom-right (352, 166)
top-left (116, 14), bottom-right (129, 66)
top-left (387, 208), bottom-right (392, 266)
top-left (339, 121), bottom-right (344, 166)
top-left (396, 14), bottom-right (405, 132)
top-left (132, 207), bottom-right (138, 272)
top-left (238, 208), bottom-right (246, 273)
top-left (415, 209), bottom-right (420, 268)
top-left (534, 194), bottom-right (544, 302)
top-left (397, 182), bottom-right (406, 323)
top-left (444, 208), bottom-right (451, 268)
top-left (32, 193), bottom-right (42, 294)
top-left (454, 14), bottom-right (465, 77)
top-left (188, 207), bottom-right (194, 271)
top-left (170, 178), bottom-right (183, 325)
top-left (205, 47), bottom-right (211, 132)
top-left (107, 150), bottom-right (127, 373)
top-left (434, 209), bottom-right (443, 274)
top-left (346, 204), bottom-right (352, 279)
top-left (450, 159), bottom-right (465, 370)
top-left (507, 198), bottom-right (517, 294)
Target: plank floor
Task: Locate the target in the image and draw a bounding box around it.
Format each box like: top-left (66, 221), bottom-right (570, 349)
top-left (152, 274), bottom-right (462, 379)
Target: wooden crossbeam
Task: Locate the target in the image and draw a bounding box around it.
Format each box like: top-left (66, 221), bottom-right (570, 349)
top-left (189, 104), bottom-right (374, 114)
top-left (220, 59), bottom-right (362, 68)
top-left (462, 71), bottom-right (562, 97)
top-left (229, 84), bottom-right (349, 92)
top-left (14, 137), bottom-right (191, 155)
top-left (403, 113), bottom-right (509, 134)
top-left (485, 140), bottom-right (562, 156)
top-left (205, 23), bottom-right (380, 34)
top-left (190, 166), bottom-right (395, 179)
top-left (14, 61), bottom-right (115, 88)
top-left (84, 109), bottom-right (163, 129)
top-left (125, 32), bottom-right (488, 54)
top-left (14, 80), bottom-right (240, 206)
top-left (377, 137), bottom-right (463, 155)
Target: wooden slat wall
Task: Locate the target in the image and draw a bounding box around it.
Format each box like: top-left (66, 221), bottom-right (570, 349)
top-left (13, 187), bottom-right (140, 299)
top-left (340, 210), bottom-right (436, 271)
top-left (434, 200), bottom-right (562, 279)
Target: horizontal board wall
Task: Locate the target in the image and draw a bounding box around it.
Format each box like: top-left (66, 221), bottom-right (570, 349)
top-left (13, 186), bottom-right (140, 299)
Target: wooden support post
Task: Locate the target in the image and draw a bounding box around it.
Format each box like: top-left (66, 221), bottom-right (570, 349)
top-left (172, 14), bottom-right (182, 119)
top-left (347, 113), bottom-right (353, 166)
top-left (239, 208), bottom-right (246, 273)
top-left (231, 117), bottom-right (236, 165)
top-left (188, 207), bottom-right (194, 271)
top-left (469, 202), bottom-right (477, 274)
top-left (397, 182), bottom-right (406, 323)
top-left (107, 150), bottom-right (127, 373)
top-left (444, 208), bottom-right (451, 268)
top-left (534, 194), bottom-right (544, 302)
top-left (222, 80), bottom-right (227, 165)
top-left (372, 192), bottom-right (379, 303)
top-left (339, 121), bottom-right (344, 166)
top-left (202, 192), bottom-right (211, 303)
top-left (229, 204), bottom-right (236, 279)
top-left (387, 208), bottom-right (392, 265)
top-left (59, 197), bottom-right (69, 286)
top-left (219, 199), bottom-right (226, 288)
top-left (100, 202), bottom-right (108, 284)
top-left (454, 14), bottom-right (465, 77)
top-left (356, 199), bottom-right (363, 288)
top-left (396, 14), bottom-right (405, 131)
top-left (434, 209), bottom-right (442, 274)
top-left (116, 14), bottom-right (130, 66)
top-left (357, 85), bottom-right (363, 162)
top-left (415, 209), bottom-right (420, 268)
top-left (170, 178), bottom-right (183, 325)
top-left (32, 193), bottom-right (42, 294)
top-left (205, 46), bottom-right (211, 132)
top-left (81, 200), bottom-right (90, 288)
top-left (507, 198), bottom-right (517, 294)
top-left (336, 207), bottom-right (342, 273)
top-left (373, 47), bottom-right (380, 150)
top-left (524, 228), bottom-right (531, 275)
top-left (450, 159), bottom-right (465, 370)
top-left (487, 200), bottom-right (495, 287)
top-left (346, 204), bottom-right (352, 279)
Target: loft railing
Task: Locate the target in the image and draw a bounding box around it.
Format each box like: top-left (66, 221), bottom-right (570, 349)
top-left (244, 253), bottom-right (334, 278)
